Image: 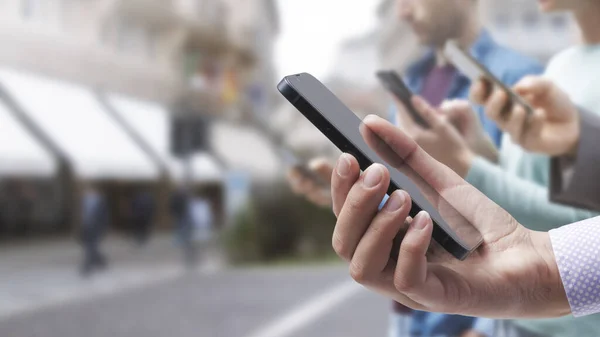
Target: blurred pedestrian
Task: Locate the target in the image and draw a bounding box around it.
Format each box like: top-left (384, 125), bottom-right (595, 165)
top-left (131, 190), bottom-right (155, 246)
top-left (190, 197), bottom-right (213, 243)
top-left (170, 187), bottom-right (197, 267)
top-left (80, 185), bottom-right (110, 276)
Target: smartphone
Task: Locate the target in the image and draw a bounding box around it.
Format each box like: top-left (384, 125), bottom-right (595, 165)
top-left (249, 112), bottom-right (327, 187)
top-left (444, 40), bottom-right (534, 115)
top-left (278, 73), bottom-right (483, 261)
top-left (376, 70), bottom-right (430, 128)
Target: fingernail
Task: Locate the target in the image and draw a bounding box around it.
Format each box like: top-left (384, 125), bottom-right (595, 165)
top-left (384, 191), bottom-right (406, 212)
top-left (337, 154), bottom-right (351, 177)
top-left (363, 165), bottom-right (383, 188)
top-left (412, 211), bottom-right (430, 230)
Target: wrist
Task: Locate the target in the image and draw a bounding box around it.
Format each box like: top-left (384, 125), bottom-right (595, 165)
top-left (529, 230), bottom-right (571, 317)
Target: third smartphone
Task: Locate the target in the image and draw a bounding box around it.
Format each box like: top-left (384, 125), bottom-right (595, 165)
top-left (376, 70), bottom-right (430, 128)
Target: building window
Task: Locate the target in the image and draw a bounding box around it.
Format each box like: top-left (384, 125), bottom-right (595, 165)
top-left (20, 0), bottom-right (63, 29)
top-left (115, 20), bottom-right (156, 60)
top-left (523, 12), bottom-right (540, 29)
top-left (550, 15), bottom-right (568, 31)
top-left (20, 0), bottom-right (40, 19)
top-left (494, 13), bottom-right (511, 30)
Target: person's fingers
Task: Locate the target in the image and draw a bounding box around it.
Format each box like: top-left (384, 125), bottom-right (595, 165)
top-left (393, 211), bottom-right (432, 295)
top-left (484, 88), bottom-right (511, 126)
top-left (349, 190), bottom-right (412, 285)
top-left (411, 96), bottom-right (445, 130)
top-left (330, 154), bottom-right (360, 217)
top-left (393, 98), bottom-right (421, 134)
top-left (332, 164), bottom-right (389, 262)
top-left (513, 76), bottom-right (552, 102)
top-left (440, 100), bottom-right (475, 133)
top-left (469, 79), bottom-right (491, 104)
top-left (287, 168), bottom-right (309, 195)
top-left (504, 105), bottom-right (528, 144)
top-left (306, 188), bottom-right (332, 208)
top-left (309, 158), bottom-right (334, 185)
top-left (360, 115), bottom-right (519, 242)
top-left (521, 109), bottom-right (545, 151)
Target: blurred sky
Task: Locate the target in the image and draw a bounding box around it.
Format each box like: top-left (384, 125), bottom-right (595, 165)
top-left (275, 0), bottom-right (379, 80)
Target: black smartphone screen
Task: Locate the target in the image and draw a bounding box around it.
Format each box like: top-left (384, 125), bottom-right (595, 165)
top-left (278, 73), bottom-right (483, 260)
top-left (376, 71), bottom-right (430, 128)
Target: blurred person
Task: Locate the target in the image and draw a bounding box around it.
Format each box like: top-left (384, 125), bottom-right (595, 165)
top-left (170, 187), bottom-right (197, 267)
top-left (328, 115), bottom-right (600, 319)
top-left (289, 0), bottom-right (543, 335)
top-left (190, 197), bottom-right (213, 243)
top-left (472, 77), bottom-right (600, 211)
top-left (15, 182), bottom-right (36, 236)
top-left (131, 190), bottom-right (155, 246)
top-left (80, 185), bottom-right (110, 276)
top-left (393, 0), bottom-right (600, 335)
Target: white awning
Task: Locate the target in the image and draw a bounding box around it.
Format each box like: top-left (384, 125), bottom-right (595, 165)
top-left (0, 69), bottom-right (159, 181)
top-left (0, 99), bottom-right (57, 177)
top-left (211, 122), bottom-right (282, 179)
top-left (105, 94), bottom-right (223, 183)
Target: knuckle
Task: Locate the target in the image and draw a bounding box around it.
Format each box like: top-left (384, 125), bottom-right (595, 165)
top-left (394, 275), bottom-right (416, 293)
top-left (344, 194), bottom-right (364, 214)
top-left (399, 241), bottom-right (421, 258)
top-left (349, 261), bottom-right (369, 284)
top-left (332, 233), bottom-right (351, 260)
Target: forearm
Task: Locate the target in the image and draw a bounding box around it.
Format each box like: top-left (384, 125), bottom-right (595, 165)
top-left (466, 157), bottom-right (598, 231)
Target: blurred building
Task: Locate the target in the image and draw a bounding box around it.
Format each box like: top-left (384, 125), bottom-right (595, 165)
top-left (481, 0), bottom-right (578, 63)
top-left (225, 0), bottom-right (280, 119)
top-left (376, 0), bottom-right (421, 73)
top-left (275, 0), bottom-right (420, 158)
top-left (0, 0), bottom-right (281, 238)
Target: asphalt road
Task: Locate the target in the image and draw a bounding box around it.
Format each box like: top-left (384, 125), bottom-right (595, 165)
top-left (0, 265), bottom-right (390, 337)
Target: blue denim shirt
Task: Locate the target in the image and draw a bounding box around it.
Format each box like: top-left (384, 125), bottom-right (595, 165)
top-left (391, 30), bottom-right (544, 147)
top-left (386, 30), bottom-right (543, 337)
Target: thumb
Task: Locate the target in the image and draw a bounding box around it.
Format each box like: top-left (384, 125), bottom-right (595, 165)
top-left (514, 76), bottom-right (575, 122)
top-left (513, 76), bottom-right (553, 105)
top-left (440, 100), bottom-right (474, 129)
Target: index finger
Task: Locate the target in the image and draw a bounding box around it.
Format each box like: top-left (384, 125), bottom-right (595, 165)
top-left (360, 115), bottom-right (518, 244)
top-left (469, 78), bottom-right (492, 104)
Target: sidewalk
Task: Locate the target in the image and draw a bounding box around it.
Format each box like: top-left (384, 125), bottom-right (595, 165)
top-left (0, 233), bottom-right (225, 321)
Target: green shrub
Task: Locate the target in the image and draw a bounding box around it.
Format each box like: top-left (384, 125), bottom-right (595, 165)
top-left (223, 181), bottom-right (336, 264)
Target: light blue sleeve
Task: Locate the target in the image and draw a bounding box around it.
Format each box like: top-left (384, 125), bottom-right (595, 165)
top-left (388, 103), bottom-right (398, 126)
top-left (472, 318), bottom-right (496, 337)
top-left (466, 157), bottom-right (599, 231)
top-left (379, 195), bottom-right (389, 211)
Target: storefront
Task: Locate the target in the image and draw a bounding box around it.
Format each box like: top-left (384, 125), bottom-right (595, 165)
top-left (103, 94), bottom-right (226, 229)
top-left (0, 95), bottom-right (61, 237)
top-left (0, 68), bottom-right (161, 234)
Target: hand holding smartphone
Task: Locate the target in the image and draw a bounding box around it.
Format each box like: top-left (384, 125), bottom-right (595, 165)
top-left (376, 70), bottom-right (430, 129)
top-left (444, 40), bottom-right (534, 115)
top-left (278, 73), bottom-right (483, 261)
top-left (249, 111), bottom-right (328, 188)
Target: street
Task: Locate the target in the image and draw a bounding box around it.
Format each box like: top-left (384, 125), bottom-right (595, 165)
top-left (0, 237), bottom-right (390, 337)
